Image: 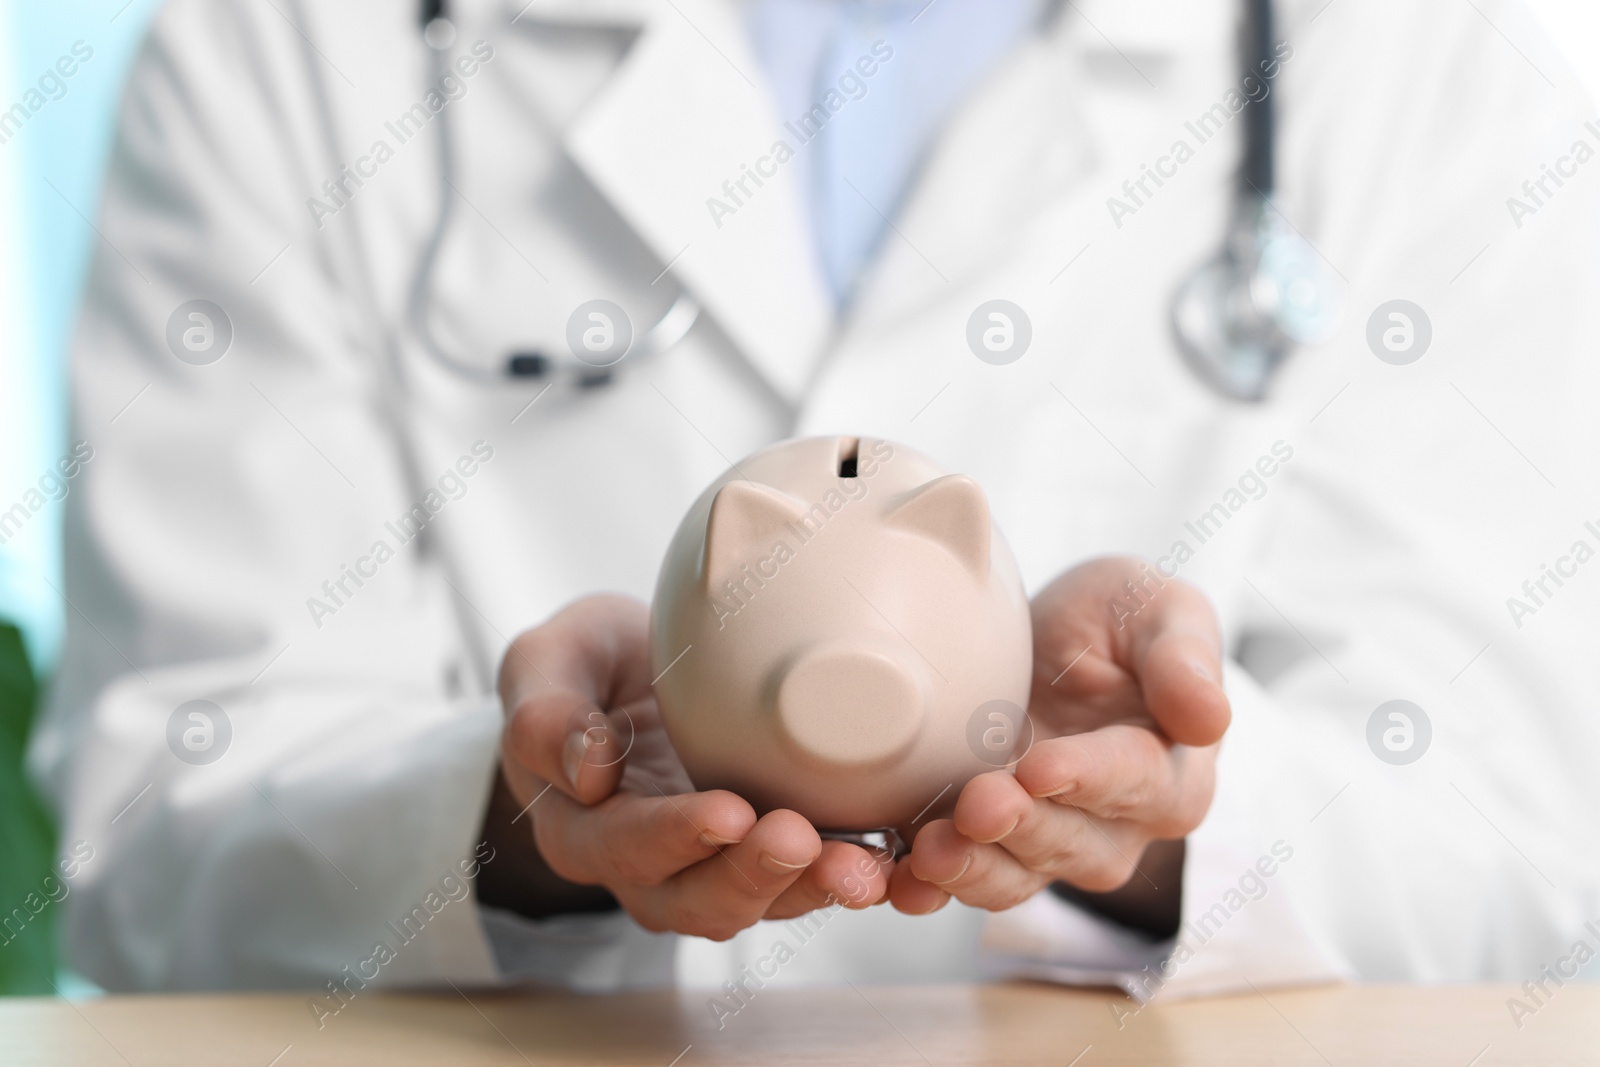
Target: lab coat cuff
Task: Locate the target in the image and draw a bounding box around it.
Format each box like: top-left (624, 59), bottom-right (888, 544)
top-left (1148, 661), bottom-right (1349, 999)
top-left (979, 889), bottom-right (1174, 1002)
top-left (478, 905), bottom-right (677, 993)
top-left (980, 661), bottom-right (1347, 1001)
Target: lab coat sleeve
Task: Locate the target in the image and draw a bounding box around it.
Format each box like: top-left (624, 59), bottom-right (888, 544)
top-left (978, 666), bottom-right (1341, 1001)
top-left (24, 0), bottom-right (653, 993)
top-left (985, 0), bottom-right (1600, 995)
top-left (1167, 0), bottom-right (1600, 995)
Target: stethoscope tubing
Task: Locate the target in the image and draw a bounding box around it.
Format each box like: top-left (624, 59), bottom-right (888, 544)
top-left (409, 2), bottom-right (701, 389)
top-left (416, 0), bottom-right (1316, 402)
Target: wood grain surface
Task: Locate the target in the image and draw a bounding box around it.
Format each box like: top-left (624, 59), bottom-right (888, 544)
top-left (2, 982), bottom-right (1594, 1066)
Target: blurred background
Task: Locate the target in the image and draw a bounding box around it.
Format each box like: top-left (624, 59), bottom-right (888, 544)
top-left (2, 0), bottom-right (1597, 996)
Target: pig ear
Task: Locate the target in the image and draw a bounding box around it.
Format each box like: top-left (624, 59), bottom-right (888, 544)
top-left (884, 474), bottom-right (990, 578)
top-left (703, 481), bottom-right (807, 587)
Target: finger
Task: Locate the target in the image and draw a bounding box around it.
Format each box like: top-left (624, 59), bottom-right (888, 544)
top-left (906, 820), bottom-right (1051, 911)
top-left (1117, 581), bottom-right (1229, 746)
top-left (887, 859), bottom-right (950, 916)
top-left (1013, 728), bottom-right (1214, 836)
top-left (505, 691), bottom-right (630, 804)
top-left (498, 594), bottom-right (654, 710)
top-left (500, 596), bottom-right (653, 804)
top-left (1133, 629), bottom-right (1230, 746)
top-left (952, 771), bottom-right (1147, 891)
top-left (532, 787), bottom-right (756, 887)
top-left (764, 841), bottom-right (893, 919)
top-left (1033, 560), bottom-right (1229, 745)
top-left (950, 770), bottom-right (1037, 844)
top-left (633, 810), bottom-right (822, 941)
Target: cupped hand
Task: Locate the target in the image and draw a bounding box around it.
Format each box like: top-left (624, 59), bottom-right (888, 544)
top-left (890, 558), bottom-right (1230, 918)
top-left (492, 595), bottom-right (890, 940)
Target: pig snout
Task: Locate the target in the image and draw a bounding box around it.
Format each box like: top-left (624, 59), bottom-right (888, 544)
top-left (773, 646), bottom-right (926, 769)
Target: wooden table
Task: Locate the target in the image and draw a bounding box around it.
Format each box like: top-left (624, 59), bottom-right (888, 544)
top-left (2, 983), bottom-right (1594, 1066)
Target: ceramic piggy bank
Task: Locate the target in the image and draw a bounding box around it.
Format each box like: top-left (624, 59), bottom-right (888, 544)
top-left (650, 436), bottom-right (1032, 836)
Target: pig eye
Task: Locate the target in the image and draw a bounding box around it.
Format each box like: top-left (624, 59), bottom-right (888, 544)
top-left (837, 437), bottom-right (859, 478)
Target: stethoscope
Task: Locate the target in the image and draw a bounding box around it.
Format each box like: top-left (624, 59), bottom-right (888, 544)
top-left (1170, 0), bottom-right (1338, 401)
top-left (414, 0), bottom-right (1331, 401)
top-left (411, 0), bottom-right (702, 390)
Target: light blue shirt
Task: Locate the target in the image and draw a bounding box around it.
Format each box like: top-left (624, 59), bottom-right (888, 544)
top-left (745, 0), bottom-right (1043, 309)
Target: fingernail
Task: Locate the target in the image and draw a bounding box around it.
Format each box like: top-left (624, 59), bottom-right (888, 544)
top-left (561, 732), bottom-right (586, 790)
top-left (699, 831), bottom-right (739, 848)
top-left (932, 852), bottom-right (972, 887)
top-left (758, 852), bottom-right (808, 875)
top-left (973, 815), bottom-right (1021, 845)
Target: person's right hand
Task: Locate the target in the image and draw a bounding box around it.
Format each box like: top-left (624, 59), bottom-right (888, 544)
top-left (490, 594), bottom-right (892, 940)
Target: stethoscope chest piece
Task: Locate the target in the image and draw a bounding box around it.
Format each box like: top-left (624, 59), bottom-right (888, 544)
top-left (1172, 195), bottom-right (1338, 402)
top-left (1170, 0), bottom-right (1340, 402)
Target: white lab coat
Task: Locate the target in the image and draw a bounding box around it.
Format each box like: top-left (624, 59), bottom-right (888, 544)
top-left (31, 0), bottom-right (1600, 999)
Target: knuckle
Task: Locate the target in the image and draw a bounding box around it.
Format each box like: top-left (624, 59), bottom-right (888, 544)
top-left (1154, 802), bottom-right (1205, 838)
top-left (1154, 777), bottom-right (1214, 837)
top-left (1096, 790), bottom-right (1146, 821)
top-left (608, 850), bottom-right (653, 885)
top-left (1097, 760), bottom-right (1169, 820)
top-left (957, 879), bottom-right (1035, 913)
top-left (1026, 842), bottom-right (1083, 879)
top-left (1018, 817), bottom-right (1093, 876)
top-left (1075, 859), bottom-right (1136, 893)
top-left (998, 884), bottom-right (1041, 910)
top-left (676, 907), bottom-right (745, 942)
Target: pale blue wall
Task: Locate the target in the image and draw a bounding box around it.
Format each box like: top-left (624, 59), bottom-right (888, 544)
top-left (1, 0), bottom-right (167, 672)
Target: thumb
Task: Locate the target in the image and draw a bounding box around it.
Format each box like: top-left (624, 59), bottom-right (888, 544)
top-left (1125, 588), bottom-right (1230, 747)
top-left (499, 595), bottom-right (649, 804)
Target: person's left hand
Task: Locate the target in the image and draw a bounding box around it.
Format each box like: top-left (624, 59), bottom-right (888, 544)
top-left (889, 557), bottom-right (1230, 918)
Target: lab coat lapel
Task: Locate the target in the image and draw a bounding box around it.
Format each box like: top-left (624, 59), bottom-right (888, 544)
top-left (547, 0), bottom-right (834, 404)
top-left (842, 0), bottom-right (1231, 335)
top-left (840, 26), bottom-right (1097, 335)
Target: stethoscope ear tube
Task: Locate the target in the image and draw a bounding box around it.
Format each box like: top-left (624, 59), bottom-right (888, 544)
top-left (1241, 0), bottom-right (1275, 197)
top-left (1170, 0), bottom-right (1337, 402)
top-left (407, 0), bottom-right (700, 391)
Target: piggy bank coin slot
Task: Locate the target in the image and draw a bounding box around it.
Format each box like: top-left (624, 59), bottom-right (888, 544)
top-left (837, 437), bottom-right (860, 478)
